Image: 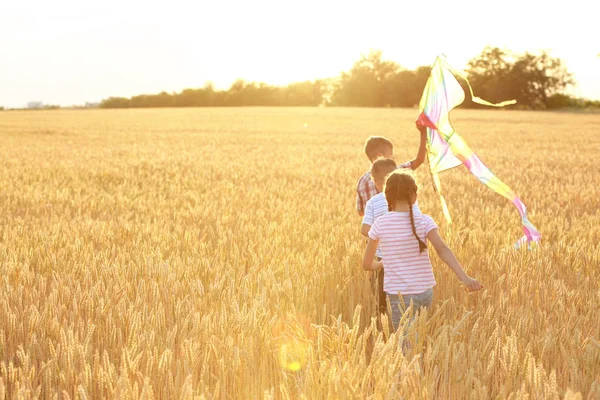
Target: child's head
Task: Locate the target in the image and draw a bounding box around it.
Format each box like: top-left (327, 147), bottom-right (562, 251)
top-left (370, 158), bottom-right (397, 192)
top-left (364, 136), bottom-right (394, 162)
top-left (384, 169), bottom-right (419, 208)
top-left (384, 170), bottom-right (427, 252)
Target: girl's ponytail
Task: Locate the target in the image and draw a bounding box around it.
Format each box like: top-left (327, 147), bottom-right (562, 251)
top-left (408, 197), bottom-right (427, 253)
top-left (385, 170), bottom-right (427, 253)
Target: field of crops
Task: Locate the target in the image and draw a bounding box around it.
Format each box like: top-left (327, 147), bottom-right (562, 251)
top-left (0, 108), bottom-right (599, 399)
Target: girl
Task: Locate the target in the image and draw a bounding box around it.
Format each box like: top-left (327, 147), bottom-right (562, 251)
top-left (361, 157), bottom-right (421, 316)
top-left (362, 169), bottom-right (483, 331)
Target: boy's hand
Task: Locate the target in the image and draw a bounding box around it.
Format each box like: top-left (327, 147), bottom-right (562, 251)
top-left (461, 277), bottom-right (483, 292)
top-left (416, 123), bottom-right (427, 134)
top-left (372, 260), bottom-right (384, 271)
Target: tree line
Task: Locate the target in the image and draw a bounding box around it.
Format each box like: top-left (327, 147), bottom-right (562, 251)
top-left (98, 46), bottom-right (598, 110)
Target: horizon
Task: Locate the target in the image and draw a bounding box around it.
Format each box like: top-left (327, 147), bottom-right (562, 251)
top-left (2, 0), bottom-right (599, 108)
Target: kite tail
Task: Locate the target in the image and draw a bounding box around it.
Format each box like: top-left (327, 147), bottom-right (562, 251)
top-left (440, 57), bottom-right (517, 108)
top-left (457, 146), bottom-right (542, 246)
top-left (512, 197), bottom-right (542, 248)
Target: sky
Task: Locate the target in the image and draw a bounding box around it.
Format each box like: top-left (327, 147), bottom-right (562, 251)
top-left (1, 0), bottom-right (598, 108)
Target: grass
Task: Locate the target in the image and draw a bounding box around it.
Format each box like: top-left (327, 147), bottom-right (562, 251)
top-left (0, 107), bottom-right (598, 399)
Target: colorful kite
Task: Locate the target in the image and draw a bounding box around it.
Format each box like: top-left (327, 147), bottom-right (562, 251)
top-left (416, 56), bottom-right (541, 247)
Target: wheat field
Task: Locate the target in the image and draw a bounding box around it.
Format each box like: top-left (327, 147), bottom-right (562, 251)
top-left (0, 108), bottom-right (599, 399)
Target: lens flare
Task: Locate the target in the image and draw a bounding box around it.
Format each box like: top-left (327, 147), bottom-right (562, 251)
top-left (271, 314), bottom-right (313, 372)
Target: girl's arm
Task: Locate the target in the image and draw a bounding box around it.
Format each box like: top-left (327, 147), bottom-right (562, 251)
top-left (362, 239), bottom-right (382, 271)
top-left (426, 229), bottom-right (483, 291)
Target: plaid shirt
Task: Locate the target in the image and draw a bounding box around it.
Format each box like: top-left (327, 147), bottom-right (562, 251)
top-left (356, 161), bottom-right (412, 213)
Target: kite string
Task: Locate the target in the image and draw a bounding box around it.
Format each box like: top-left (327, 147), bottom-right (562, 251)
top-left (425, 131), bottom-right (452, 223)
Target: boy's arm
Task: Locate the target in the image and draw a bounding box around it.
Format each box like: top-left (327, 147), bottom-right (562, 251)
top-left (361, 201), bottom-right (374, 236)
top-left (361, 224), bottom-right (371, 237)
top-left (409, 125), bottom-right (428, 170)
top-left (357, 202), bottom-right (365, 217)
top-left (356, 186), bottom-right (365, 217)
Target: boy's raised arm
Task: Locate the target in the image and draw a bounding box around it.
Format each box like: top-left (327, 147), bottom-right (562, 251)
top-left (410, 124), bottom-right (428, 170)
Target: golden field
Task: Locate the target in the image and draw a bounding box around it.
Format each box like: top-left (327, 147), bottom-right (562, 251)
top-left (0, 108), bottom-right (599, 399)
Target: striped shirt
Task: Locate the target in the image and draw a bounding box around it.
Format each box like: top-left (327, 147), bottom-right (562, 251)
top-left (368, 211), bottom-right (438, 295)
top-left (362, 193), bottom-right (421, 258)
top-left (355, 161), bottom-right (412, 213)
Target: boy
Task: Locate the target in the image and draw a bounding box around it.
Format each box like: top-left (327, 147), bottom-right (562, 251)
top-left (357, 124), bottom-right (427, 315)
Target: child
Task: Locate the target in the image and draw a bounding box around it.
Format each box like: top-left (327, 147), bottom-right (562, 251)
top-left (361, 157), bottom-right (421, 316)
top-left (362, 169), bottom-right (483, 331)
top-left (356, 124), bottom-right (427, 218)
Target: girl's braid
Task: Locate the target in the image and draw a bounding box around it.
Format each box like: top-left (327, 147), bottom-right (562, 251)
top-left (408, 194), bottom-right (427, 253)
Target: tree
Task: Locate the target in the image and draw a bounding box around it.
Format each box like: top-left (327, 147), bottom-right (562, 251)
top-left (465, 46), bottom-right (513, 105)
top-left (466, 47), bottom-right (574, 109)
top-left (508, 52), bottom-right (574, 109)
top-left (95, 47), bottom-right (583, 110)
top-left (330, 50), bottom-right (402, 107)
top-left (100, 97), bottom-right (130, 108)
top-left (382, 66), bottom-right (430, 107)
top-left (283, 81), bottom-right (323, 106)
top-left (546, 94), bottom-right (582, 109)
top-left (226, 79), bottom-right (248, 106)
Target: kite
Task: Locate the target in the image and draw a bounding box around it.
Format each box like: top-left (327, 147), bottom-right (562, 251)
top-left (416, 55), bottom-right (541, 248)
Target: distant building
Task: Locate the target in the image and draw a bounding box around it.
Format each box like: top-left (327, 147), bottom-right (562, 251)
top-left (85, 102), bottom-right (100, 108)
top-left (27, 101), bottom-right (43, 109)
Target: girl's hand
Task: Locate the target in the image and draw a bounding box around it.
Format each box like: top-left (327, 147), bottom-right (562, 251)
top-left (461, 277), bottom-right (483, 292)
top-left (372, 260), bottom-right (384, 271)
